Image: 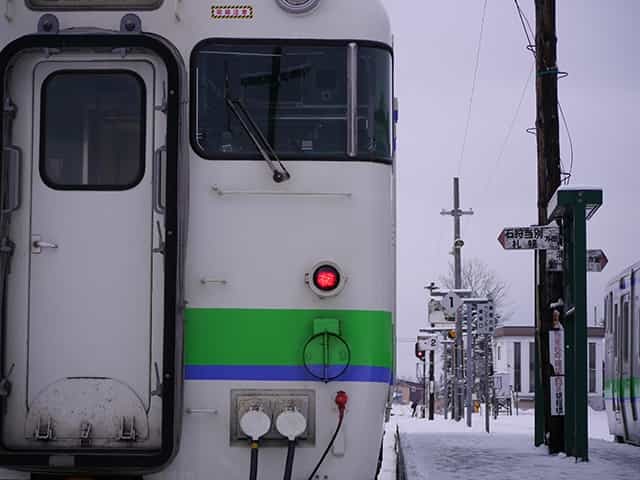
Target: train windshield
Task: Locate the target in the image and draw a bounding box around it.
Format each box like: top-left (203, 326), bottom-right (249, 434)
top-left (193, 41), bottom-right (392, 162)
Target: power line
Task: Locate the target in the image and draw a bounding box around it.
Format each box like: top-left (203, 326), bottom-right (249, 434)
top-left (514, 0), bottom-right (535, 55)
top-left (483, 61), bottom-right (535, 195)
top-left (559, 102), bottom-right (574, 184)
top-left (457, 0), bottom-right (489, 176)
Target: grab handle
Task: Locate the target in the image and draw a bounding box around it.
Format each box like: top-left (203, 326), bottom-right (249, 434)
top-left (153, 146), bottom-right (166, 214)
top-left (1, 146), bottom-right (21, 214)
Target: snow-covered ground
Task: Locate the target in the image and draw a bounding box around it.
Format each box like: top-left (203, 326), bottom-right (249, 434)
top-left (387, 405), bottom-right (640, 480)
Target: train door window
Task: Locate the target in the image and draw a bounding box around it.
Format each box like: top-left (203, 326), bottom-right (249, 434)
top-left (614, 302), bottom-right (619, 357)
top-left (623, 296), bottom-right (630, 361)
top-left (609, 292), bottom-right (613, 334)
top-left (41, 71), bottom-right (145, 190)
top-left (588, 342), bottom-right (596, 393)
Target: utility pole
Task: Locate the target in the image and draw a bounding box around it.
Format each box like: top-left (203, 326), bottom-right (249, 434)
top-left (441, 177), bottom-right (473, 421)
top-left (484, 333), bottom-right (491, 433)
top-left (533, 0), bottom-right (564, 453)
top-left (422, 359), bottom-right (427, 419)
top-left (428, 348), bottom-right (435, 420)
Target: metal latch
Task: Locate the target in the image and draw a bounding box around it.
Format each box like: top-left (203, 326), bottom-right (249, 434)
top-left (80, 421), bottom-right (92, 447)
top-left (34, 416), bottom-right (54, 441)
top-left (31, 235), bottom-right (58, 254)
top-left (117, 416), bottom-right (137, 441)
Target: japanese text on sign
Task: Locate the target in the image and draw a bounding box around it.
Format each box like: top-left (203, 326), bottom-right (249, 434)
top-left (498, 226), bottom-right (560, 250)
top-left (550, 375), bottom-right (565, 416)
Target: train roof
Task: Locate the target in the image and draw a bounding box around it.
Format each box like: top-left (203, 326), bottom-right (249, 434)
top-left (2, 0), bottom-right (393, 52)
top-left (605, 259), bottom-right (640, 289)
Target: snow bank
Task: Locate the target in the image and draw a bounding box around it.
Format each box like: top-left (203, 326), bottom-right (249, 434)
top-left (390, 406), bottom-right (640, 480)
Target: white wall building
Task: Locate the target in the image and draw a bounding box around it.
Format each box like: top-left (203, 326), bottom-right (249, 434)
top-left (492, 326), bottom-right (605, 410)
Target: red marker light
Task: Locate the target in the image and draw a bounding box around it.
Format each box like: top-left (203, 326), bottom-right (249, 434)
top-left (313, 266), bottom-right (340, 291)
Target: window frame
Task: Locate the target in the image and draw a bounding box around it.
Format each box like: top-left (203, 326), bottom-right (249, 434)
top-left (39, 69), bottom-right (147, 191)
top-left (513, 341), bottom-right (521, 393)
top-left (529, 341), bottom-right (536, 394)
top-left (588, 342), bottom-right (596, 393)
top-left (189, 38), bottom-right (394, 164)
top-left (26, 0), bottom-right (163, 11)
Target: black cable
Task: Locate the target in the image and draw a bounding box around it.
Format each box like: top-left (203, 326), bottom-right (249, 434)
top-left (305, 414), bottom-right (344, 480)
top-left (514, 0), bottom-right (535, 55)
top-left (283, 440), bottom-right (296, 480)
top-left (558, 102), bottom-right (574, 184)
top-left (249, 441), bottom-right (259, 480)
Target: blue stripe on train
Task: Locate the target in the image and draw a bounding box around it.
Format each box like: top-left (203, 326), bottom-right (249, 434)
top-left (185, 364), bottom-right (392, 384)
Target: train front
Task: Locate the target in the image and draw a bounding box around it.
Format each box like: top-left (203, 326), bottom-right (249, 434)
top-left (176, 1), bottom-right (396, 479)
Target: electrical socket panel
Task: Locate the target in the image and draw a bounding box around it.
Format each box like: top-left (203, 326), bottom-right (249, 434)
top-left (230, 389), bottom-right (316, 445)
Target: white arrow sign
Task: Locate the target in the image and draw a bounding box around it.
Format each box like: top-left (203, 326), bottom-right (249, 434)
top-left (498, 226), bottom-right (560, 250)
top-left (440, 291), bottom-right (463, 316)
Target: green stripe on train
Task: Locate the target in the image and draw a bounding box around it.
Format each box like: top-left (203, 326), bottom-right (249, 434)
top-left (184, 308), bottom-right (393, 368)
top-left (604, 377), bottom-right (640, 397)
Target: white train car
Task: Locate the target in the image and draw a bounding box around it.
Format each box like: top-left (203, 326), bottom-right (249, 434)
top-left (604, 261), bottom-right (640, 446)
top-left (0, 1), bottom-right (396, 479)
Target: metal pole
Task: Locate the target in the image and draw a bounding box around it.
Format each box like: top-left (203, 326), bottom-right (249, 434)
top-left (453, 178), bottom-right (463, 422)
top-left (466, 309), bottom-right (473, 427)
top-left (422, 359), bottom-right (427, 418)
top-left (485, 334), bottom-right (490, 433)
top-left (443, 346), bottom-right (449, 420)
top-left (441, 177), bottom-right (473, 422)
top-left (429, 349), bottom-right (435, 420)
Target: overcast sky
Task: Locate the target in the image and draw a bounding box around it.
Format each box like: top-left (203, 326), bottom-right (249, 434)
top-left (382, 0), bottom-right (640, 380)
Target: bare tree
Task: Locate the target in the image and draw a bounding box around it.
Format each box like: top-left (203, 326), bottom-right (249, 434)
top-left (439, 258), bottom-right (511, 321)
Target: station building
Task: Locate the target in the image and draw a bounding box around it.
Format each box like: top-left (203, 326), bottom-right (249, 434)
top-left (493, 325), bottom-right (605, 410)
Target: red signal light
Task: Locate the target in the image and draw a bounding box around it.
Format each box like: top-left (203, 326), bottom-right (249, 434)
top-left (313, 266), bottom-right (340, 291)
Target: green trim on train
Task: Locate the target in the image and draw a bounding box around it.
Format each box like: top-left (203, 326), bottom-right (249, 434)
top-left (184, 308), bottom-right (393, 368)
top-left (604, 377), bottom-right (640, 399)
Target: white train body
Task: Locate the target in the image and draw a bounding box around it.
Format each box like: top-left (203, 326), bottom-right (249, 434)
top-left (603, 261), bottom-right (640, 446)
top-left (0, 1), bottom-right (396, 479)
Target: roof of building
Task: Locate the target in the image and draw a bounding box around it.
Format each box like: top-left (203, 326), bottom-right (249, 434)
top-left (493, 325), bottom-right (604, 338)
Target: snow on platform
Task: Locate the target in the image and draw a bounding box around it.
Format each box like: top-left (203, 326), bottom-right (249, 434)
top-left (391, 406), bottom-right (640, 480)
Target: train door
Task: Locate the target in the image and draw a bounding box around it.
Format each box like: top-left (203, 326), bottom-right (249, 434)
top-left (2, 50), bottom-right (168, 453)
top-left (619, 292), bottom-right (631, 440)
top-left (612, 297), bottom-right (625, 431)
top-left (631, 270), bottom-right (640, 443)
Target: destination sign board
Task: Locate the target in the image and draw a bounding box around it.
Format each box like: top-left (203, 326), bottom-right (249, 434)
top-left (498, 226), bottom-right (560, 250)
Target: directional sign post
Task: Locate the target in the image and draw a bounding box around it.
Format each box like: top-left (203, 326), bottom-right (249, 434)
top-left (498, 226), bottom-right (560, 250)
top-left (587, 249), bottom-right (608, 272)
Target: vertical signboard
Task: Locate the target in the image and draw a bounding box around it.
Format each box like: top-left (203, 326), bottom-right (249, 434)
top-left (549, 329), bottom-right (564, 375)
top-left (549, 329), bottom-right (565, 416)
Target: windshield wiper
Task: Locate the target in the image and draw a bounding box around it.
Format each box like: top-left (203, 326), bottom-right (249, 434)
top-left (225, 97), bottom-right (291, 183)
